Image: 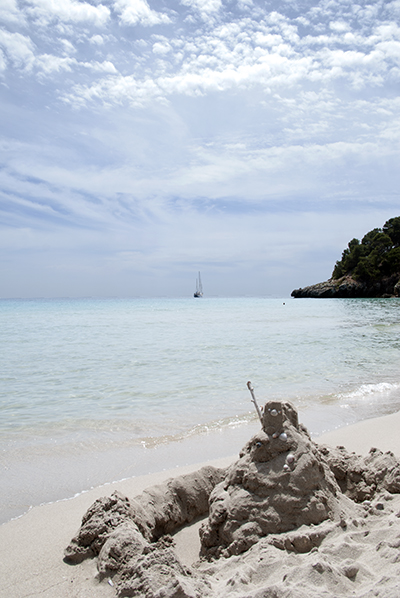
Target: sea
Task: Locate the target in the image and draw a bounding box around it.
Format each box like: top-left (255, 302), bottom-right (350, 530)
top-left (2, 296), bottom-right (400, 525)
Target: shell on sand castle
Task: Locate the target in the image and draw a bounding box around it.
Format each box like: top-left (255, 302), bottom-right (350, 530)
top-left (199, 401), bottom-right (345, 558)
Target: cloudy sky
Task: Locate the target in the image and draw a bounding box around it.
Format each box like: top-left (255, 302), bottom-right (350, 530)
top-left (1, 0), bottom-right (399, 298)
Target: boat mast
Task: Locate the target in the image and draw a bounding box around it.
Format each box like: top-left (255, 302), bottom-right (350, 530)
top-left (194, 272), bottom-right (203, 297)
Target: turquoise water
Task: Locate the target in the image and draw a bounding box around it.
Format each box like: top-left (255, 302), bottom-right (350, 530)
top-left (1, 297), bottom-right (400, 523)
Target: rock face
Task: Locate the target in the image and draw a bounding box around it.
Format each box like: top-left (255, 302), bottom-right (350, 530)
top-left (291, 274), bottom-right (400, 298)
top-left (199, 401), bottom-right (346, 558)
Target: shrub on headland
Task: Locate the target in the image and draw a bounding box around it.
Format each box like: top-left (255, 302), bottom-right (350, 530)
top-left (291, 216), bottom-right (400, 298)
top-left (332, 217), bottom-right (400, 282)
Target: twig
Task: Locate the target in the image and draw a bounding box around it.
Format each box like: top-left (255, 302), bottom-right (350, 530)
top-left (247, 381), bottom-right (263, 425)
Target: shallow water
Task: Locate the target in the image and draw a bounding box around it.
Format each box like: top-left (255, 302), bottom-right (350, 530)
top-left (1, 296), bottom-right (400, 523)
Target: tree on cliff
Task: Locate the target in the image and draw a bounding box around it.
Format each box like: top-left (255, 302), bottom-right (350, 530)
top-left (332, 217), bottom-right (400, 282)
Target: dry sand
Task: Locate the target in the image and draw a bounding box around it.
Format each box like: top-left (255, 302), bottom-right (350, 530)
top-left (314, 410), bottom-right (400, 455)
top-left (2, 412), bottom-right (400, 598)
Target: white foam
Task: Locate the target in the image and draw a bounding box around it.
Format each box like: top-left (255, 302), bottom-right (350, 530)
top-left (338, 382), bottom-right (400, 401)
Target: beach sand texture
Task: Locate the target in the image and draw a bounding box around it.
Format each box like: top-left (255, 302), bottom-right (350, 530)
top-left (2, 410), bottom-right (400, 598)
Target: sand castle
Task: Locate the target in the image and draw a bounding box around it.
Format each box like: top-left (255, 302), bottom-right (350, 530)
top-left (199, 400), bottom-right (345, 558)
top-left (64, 401), bottom-right (400, 598)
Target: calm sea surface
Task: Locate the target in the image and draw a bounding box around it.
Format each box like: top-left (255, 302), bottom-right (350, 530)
top-left (1, 296), bottom-right (400, 523)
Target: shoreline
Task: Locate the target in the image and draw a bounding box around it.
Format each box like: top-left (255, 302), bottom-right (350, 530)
top-left (2, 411), bottom-right (400, 598)
top-left (4, 399), bottom-right (399, 526)
top-left (0, 420), bottom-right (261, 525)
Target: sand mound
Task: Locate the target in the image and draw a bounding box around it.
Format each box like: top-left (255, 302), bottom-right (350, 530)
top-left (199, 401), bottom-right (349, 558)
top-left (320, 444), bottom-right (400, 501)
top-left (64, 402), bottom-right (400, 598)
top-left (202, 496), bottom-right (400, 598)
top-left (65, 465), bottom-right (226, 564)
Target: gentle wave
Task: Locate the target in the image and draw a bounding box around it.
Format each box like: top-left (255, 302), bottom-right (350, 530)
top-left (338, 382), bottom-right (400, 402)
top-left (138, 412), bottom-right (258, 448)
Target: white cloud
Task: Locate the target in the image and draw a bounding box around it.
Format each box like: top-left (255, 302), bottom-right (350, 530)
top-left (113, 0), bottom-right (171, 26)
top-left (377, 40), bottom-right (400, 61)
top-left (0, 30), bottom-right (119, 78)
top-left (0, 30), bottom-right (36, 71)
top-left (329, 20), bottom-right (350, 33)
top-left (0, 48), bottom-right (6, 71)
top-left (180, 0), bottom-right (222, 15)
top-left (254, 32), bottom-right (284, 47)
top-left (62, 45), bottom-right (315, 107)
top-left (153, 42), bottom-right (172, 54)
top-left (35, 54), bottom-right (76, 75)
top-left (0, 0), bottom-right (24, 24)
top-left (82, 60), bottom-right (118, 73)
top-left (386, 0), bottom-right (400, 17)
top-left (4, 0), bottom-right (398, 99)
top-left (54, 3), bottom-right (400, 107)
top-left (237, 0), bottom-right (253, 9)
top-left (25, 0), bottom-right (110, 26)
top-left (60, 38), bottom-right (76, 56)
top-left (90, 35), bottom-right (105, 45)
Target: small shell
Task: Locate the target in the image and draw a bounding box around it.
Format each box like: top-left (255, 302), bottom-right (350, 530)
top-left (255, 441), bottom-right (262, 448)
top-left (283, 464), bottom-right (290, 471)
top-left (270, 409), bottom-right (278, 417)
top-left (272, 432), bottom-right (279, 438)
top-left (279, 432), bottom-right (287, 441)
top-left (286, 453), bottom-right (295, 464)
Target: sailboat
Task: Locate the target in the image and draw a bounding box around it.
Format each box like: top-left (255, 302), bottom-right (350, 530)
top-left (194, 272), bottom-right (203, 297)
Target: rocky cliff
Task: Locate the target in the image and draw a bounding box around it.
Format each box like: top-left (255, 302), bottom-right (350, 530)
top-left (291, 274), bottom-right (400, 299)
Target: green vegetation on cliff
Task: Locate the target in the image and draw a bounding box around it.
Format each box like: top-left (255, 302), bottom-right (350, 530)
top-left (332, 217), bottom-right (400, 282)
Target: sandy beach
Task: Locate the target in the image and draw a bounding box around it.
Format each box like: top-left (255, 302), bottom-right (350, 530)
top-left (2, 410), bottom-right (400, 598)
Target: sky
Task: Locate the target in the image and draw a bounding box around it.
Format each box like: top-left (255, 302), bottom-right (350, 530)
top-left (1, 0), bottom-right (400, 298)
